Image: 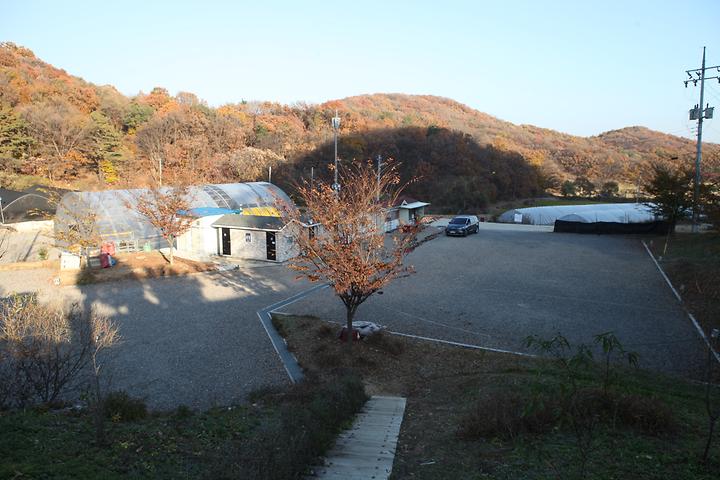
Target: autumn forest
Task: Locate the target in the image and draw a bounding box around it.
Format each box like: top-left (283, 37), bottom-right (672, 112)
top-left (1, 42), bottom-right (718, 211)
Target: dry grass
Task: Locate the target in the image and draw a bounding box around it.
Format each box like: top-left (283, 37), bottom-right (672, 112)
top-left (58, 251), bottom-right (217, 285)
top-left (274, 314), bottom-right (718, 480)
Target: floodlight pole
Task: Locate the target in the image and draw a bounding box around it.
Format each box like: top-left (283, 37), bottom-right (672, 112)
top-left (332, 110), bottom-right (341, 196)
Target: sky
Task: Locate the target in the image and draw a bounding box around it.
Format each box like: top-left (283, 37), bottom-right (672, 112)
top-left (3, 0), bottom-right (720, 143)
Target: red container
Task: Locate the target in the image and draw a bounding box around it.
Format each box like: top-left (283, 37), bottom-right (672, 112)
top-left (338, 327), bottom-right (360, 343)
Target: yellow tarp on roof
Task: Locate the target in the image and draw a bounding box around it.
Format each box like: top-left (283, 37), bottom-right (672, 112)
top-left (242, 206), bottom-right (281, 217)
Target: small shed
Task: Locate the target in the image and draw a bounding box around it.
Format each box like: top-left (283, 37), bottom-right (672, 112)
top-left (211, 214), bottom-right (303, 262)
top-left (385, 196), bottom-right (430, 232)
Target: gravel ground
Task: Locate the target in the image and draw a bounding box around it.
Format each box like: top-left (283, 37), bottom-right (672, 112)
top-left (0, 267), bottom-right (56, 296)
top-left (279, 223), bottom-right (708, 377)
top-left (9, 265), bottom-right (312, 410)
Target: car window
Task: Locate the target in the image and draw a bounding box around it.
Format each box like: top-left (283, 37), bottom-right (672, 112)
top-left (449, 218), bottom-right (466, 224)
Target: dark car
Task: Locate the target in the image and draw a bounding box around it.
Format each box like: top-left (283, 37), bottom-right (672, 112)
top-left (445, 215), bottom-right (479, 236)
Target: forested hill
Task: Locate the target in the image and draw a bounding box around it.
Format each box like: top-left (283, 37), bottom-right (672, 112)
top-left (0, 42), bottom-right (718, 209)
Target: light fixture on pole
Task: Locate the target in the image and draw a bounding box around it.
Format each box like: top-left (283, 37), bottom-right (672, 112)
top-left (332, 110), bottom-right (341, 194)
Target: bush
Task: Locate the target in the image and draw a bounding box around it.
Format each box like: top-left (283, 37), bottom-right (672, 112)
top-left (174, 404), bottom-right (192, 419)
top-left (315, 323), bottom-right (335, 338)
top-left (210, 371), bottom-right (367, 480)
top-left (457, 387), bottom-right (675, 442)
top-left (0, 295), bottom-right (93, 408)
top-left (457, 391), bottom-right (559, 440)
top-left (364, 330), bottom-right (404, 356)
top-left (613, 392), bottom-right (675, 435)
top-left (104, 390), bottom-right (147, 422)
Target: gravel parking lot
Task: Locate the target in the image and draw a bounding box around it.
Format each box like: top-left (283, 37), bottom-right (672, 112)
top-left (18, 264), bottom-right (312, 410)
top-left (0, 222), bottom-right (707, 409)
top-left (280, 223), bottom-right (707, 377)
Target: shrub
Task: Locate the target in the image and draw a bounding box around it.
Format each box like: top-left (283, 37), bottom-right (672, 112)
top-left (614, 393), bottom-right (675, 435)
top-left (364, 330), bottom-right (404, 356)
top-left (175, 404), bottom-right (192, 419)
top-left (210, 372), bottom-right (367, 480)
top-left (457, 391), bottom-right (559, 440)
top-left (103, 390), bottom-right (147, 422)
top-left (315, 323), bottom-right (335, 338)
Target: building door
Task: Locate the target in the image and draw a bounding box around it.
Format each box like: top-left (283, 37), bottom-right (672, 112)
top-left (221, 228), bottom-right (231, 255)
top-left (266, 231), bottom-right (276, 261)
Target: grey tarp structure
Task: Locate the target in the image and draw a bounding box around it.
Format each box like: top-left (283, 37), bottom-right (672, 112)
top-left (498, 203), bottom-right (659, 226)
top-left (55, 182), bottom-right (292, 251)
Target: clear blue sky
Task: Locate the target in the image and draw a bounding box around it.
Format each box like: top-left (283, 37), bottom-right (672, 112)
top-left (3, 0), bottom-right (720, 142)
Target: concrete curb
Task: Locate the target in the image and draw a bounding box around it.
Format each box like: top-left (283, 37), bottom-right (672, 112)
top-left (257, 284), bottom-right (330, 383)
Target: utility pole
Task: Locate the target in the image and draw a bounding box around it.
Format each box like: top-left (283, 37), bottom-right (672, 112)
top-left (376, 154), bottom-right (383, 202)
top-left (684, 46), bottom-right (718, 232)
top-left (310, 166), bottom-right (314, 191)
top-left (332, 110), bottom-right (341, 196)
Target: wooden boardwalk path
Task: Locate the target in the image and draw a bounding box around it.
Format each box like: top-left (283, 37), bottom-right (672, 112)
top-left (307, 396), bottom-right (407, 480)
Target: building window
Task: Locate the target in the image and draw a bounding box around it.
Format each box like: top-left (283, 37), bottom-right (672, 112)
top-left (245, 232), bottom-right (252, 243)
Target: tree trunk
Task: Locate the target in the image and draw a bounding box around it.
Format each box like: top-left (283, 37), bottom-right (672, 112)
top-left (345, 306), bottom-right (355, 354)
top-left (168, 236), bottom-right (174, 266)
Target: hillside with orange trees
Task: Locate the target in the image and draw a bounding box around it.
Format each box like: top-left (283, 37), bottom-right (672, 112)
top-left (1, 42), bottom-right (718, 209)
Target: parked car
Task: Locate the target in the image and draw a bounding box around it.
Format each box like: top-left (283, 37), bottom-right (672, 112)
top-left (445, 215), bottom-right (479, 236)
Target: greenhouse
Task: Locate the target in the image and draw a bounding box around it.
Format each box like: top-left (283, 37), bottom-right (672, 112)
top-left (0, 186), bottom-right (57, 223)
top-left (497, 203), bottom-right (657, 225)
top-left (55, 182), bottom-right (293, 252)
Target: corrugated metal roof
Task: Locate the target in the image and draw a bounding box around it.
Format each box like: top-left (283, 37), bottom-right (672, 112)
top-left (211, 214), bottom-right (286, 231)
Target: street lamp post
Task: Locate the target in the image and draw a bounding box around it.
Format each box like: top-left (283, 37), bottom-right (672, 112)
top-left (332, 110), bottom-right (341, 194)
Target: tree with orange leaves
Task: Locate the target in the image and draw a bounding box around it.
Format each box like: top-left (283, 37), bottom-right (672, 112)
top-left (130, 187), bottom-right (194, 266)
top-left (284, 160), bottom-right (420, 352)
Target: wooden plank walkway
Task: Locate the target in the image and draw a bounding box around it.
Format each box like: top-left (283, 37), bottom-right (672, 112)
top-left (307, 396), bottom-right (407, 480)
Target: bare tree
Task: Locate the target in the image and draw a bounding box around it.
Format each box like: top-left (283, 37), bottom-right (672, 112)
top-left (88, 312), bottom-right (121, 445)
top-left (19, 99), bottom-right (91, 181)
top-left (130, 187), bottom-right (194, 266)
top-left (54, 194), bottom-right (101, 268)
top-left (0, 295), bottom-right (118, 409)
top-left (135, 113), bottom-right (181, 186)
top-left (284, 160), bottom-right (420, 353)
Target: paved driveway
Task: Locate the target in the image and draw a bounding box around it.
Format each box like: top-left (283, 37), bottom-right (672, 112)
top-left (16, 264), bottom-right (311, 410)
top-left (280, 223), bottom-right (707, 377)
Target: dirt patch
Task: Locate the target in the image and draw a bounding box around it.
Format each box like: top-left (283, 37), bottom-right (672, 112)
top-left (58, 252), bottom-right (218, 285)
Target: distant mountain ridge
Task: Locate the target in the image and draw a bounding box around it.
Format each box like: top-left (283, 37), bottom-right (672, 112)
top-left (0, 42), bottom-right (717, 196)
top-left (323, 93), bottom-right (719, 185)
